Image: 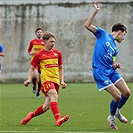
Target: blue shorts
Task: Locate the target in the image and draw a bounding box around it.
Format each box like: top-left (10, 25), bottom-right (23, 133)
top-left (92, 67), bottom-right (122, 91)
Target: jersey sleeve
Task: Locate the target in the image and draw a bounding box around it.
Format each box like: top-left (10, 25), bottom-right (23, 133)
top-left (31, 54), bottom-right (40, 67)
top-left (0, 44), bottom-right (4, 52)
top-left (58, 52), bottom-right (63, 65)
top-left (94, 27), bottom-right (106, 39)
top-left (55, 50), bottom-right (63, 65)
top-left (28, 40), bottom-right (33, 54)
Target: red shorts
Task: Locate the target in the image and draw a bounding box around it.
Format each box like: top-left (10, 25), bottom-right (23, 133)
top-left (41, 81), bottom-right (59, 96)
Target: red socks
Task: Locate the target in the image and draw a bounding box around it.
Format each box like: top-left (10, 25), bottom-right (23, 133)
top-left (50, 102), bottom-right (60, 121)
top-left (33, 105), bottom-right (44, 117)
top-left (32, 102), bottom-right (60, 121)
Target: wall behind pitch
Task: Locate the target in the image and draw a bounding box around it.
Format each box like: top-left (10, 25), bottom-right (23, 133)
top-left (0, 2), bottom-right (132, 83)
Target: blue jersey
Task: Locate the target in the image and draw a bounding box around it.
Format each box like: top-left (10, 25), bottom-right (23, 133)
top-left (0, 44), bottom-right (4, 52)
top-left (92, 27), bottom-right (118, 68)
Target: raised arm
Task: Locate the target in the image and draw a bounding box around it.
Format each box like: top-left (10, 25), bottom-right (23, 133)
top-left (84, 1), bottom-right (100, 33)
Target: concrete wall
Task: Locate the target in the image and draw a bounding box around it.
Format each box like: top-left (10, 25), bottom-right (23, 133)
top-left (0, 1), bottom-right (133, 83)
top-left (0, 0), bottom-right (132, 4)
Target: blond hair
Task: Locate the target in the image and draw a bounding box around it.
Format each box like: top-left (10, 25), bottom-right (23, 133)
top-left (43, 31), bottom-right (56, 40)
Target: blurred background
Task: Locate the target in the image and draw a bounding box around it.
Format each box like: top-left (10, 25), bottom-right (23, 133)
top-left (0, 0), bottom-right (132, 83)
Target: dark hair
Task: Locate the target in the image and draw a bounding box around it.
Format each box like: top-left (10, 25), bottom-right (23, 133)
top-left (112, 23), bottom-right (127, 33)
top-left (43, 31), bottom-right (56, 40)
top-left (35, 28), bottom-right (43, 33)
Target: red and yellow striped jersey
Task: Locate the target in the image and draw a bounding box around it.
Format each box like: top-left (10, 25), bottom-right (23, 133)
top-left (28, 38), bottom-right (44, 60)
top-left (31, 49), bottom-right (63, 85)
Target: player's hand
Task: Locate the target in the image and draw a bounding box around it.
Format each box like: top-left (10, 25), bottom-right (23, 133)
top-left (94, 1), bottom-right (100, 12)
top-left (29, 52), bottom-right (35, 56)
top-left (112, 63), bottom-right (122, 69)
top-left (61, 82), bottom-right (66, 89)
top-left (24, 80), bottom-right (30, 87)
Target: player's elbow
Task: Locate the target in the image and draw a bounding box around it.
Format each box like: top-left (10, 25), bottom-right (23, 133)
top-left (84, 23), bottom-right (88, 29)
top-left (84, 23), bottom-right (92, 31)
top-left (0, 52), bottom-right (4, 56)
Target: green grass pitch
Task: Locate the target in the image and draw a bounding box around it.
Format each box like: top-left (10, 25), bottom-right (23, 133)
top-left (0, 83), bottom-right (132, 133)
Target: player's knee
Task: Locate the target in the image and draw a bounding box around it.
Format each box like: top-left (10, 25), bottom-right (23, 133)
top-left (123, 89), bottom-right (131, 97)
top-left (50, 91), bottom-right (58, 101)
top-left (114, 95), bottom-right (121, 102)
top-left (43, 106), bottom-right (50, 112)
top-left (52, 94), bottom-right (58, 101)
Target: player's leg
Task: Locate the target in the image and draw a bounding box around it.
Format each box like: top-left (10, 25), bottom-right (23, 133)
top-left (31, 69), bottom-right (38, 94)
top-left (46, 82), bottom-right (70, 126)
top-left (114, 78), bottom-right (131, 123)
top-left (20, 97), bottom-right (50, 125)
top-left (106, 85), bottom-right (121, 130)
top-left (36, 73), bottom-right (41, 98)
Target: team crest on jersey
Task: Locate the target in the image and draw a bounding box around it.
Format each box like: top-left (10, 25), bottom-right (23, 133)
top-left (106, 42), bottom-right (110, 46)
top-left (54, 53), bottom-right (58, 56)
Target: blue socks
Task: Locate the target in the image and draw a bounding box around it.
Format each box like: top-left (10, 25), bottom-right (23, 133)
top-left (117, 94), bottom-right (129, 109)
top-left (110, 94), bottom-right (129, 115)
top-left (110, 100), bottom-right (119, 115)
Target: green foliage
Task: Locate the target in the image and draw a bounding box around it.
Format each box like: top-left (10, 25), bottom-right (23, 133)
top-left (0, 83), bottom-right (132, 133)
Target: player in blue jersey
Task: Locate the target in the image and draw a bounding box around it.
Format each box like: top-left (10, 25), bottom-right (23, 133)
top-left (84, 1), bottom-right (131, 130)
top-left (0, 43), bottom-right (4, 72)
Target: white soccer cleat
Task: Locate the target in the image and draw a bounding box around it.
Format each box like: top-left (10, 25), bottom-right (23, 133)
top-left (107, 115), bottom-right (118, 130)
top-left (115, 111), bottom-right (128, 123)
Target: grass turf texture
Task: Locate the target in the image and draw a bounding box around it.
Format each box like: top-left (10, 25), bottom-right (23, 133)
top-left (0, 83), bottom-right (132, 133)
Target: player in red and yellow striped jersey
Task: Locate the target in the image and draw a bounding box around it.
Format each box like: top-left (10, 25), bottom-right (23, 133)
top-left (28, 28), bottom-right (44, 98)
top-left (21, 31), bottom-right (70, 126)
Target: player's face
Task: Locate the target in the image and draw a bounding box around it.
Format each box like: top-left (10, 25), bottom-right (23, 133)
top-left (36, 30), bottom-right (43, 39)
top-left (116, 31), bottom-right (126, 43)
top-left (45, 37), bottom-right (55, 51)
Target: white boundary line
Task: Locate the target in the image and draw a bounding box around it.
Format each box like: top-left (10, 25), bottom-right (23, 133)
top-left (0, 131), bottom-right (117, 133)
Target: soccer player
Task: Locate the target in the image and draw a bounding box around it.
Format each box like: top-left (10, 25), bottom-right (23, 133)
top-left (0, 43), bottom-right (4, 72)
top-left (84, 1), bottom-right (131, 130)
top-left (20, 31), bottom-right (70, 126)
top-left (28, 28), bottom-right (44, 98)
